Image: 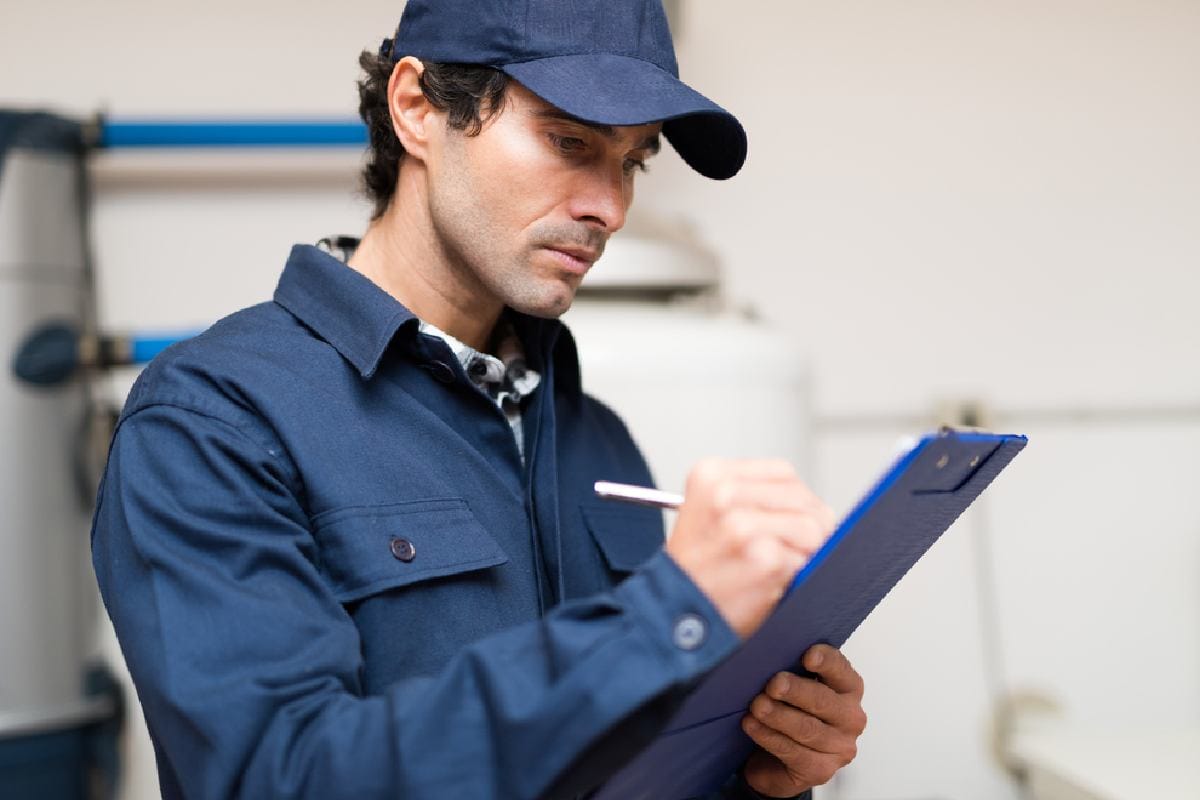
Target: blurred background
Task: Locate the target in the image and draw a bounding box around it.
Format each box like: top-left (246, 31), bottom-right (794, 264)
top-left (1, 1), bottom-right (1197, 799)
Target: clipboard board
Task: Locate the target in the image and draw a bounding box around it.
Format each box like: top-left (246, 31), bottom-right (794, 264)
top-left (595, 429), bottom-right (1028, 799)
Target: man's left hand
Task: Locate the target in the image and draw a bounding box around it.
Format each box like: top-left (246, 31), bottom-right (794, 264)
top-left (740, 644), bottom-right (867, 798)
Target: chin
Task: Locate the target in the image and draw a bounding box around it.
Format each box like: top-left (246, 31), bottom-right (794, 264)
top-left (509, 288), bottom-right (576, 320)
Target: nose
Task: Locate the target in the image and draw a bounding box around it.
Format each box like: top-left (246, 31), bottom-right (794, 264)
top-left (566, 163), bottom-right (630, 233)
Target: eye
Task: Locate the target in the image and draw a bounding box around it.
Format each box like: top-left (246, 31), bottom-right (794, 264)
top-left (548, 133), bottom-right (587, 154)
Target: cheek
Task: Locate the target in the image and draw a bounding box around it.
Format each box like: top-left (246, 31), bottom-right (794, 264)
top-left (465, 126), bottom-right (568, 231)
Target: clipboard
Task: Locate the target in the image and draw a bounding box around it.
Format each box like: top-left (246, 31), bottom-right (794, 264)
top-left (594, 429), bottom-right (1028, 799)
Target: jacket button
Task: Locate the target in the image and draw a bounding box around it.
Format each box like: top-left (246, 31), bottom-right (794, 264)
top-left (673, 613), bottom-right (707, 651)
top-left (389, 537), bottom-right (416, 562)
top-left (428, 361), bottom-right (455, 384)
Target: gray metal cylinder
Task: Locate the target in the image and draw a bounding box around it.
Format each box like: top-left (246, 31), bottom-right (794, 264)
top-left (0, 113), bottom-right (100, 737)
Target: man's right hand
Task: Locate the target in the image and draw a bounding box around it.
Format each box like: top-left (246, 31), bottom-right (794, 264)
top-left (664, 458), bottom-right (836, 639)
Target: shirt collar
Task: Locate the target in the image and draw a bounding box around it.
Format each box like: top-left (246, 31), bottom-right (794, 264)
top-left (273, 243), bottom-right (417, 379)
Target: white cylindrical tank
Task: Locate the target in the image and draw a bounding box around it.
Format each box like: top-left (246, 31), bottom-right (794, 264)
top-left (565, 217), bottom-right (811, 502)
top-left (0, 117), bottom-right (100, 738)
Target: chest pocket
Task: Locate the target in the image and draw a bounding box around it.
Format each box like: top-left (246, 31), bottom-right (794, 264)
top-left (314, 498), bottom-right (509, 604)
top-left (580, 503), bottom-right (665, 574)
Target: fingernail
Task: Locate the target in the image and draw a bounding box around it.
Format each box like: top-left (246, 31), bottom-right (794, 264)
top-left (773, 674), bottom-right (790, 697)
top-left (809, 650), bottom-right (824, 669)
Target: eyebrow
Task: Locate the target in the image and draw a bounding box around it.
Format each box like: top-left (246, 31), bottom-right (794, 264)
top-left (533, 109), bottom-right (662, 154)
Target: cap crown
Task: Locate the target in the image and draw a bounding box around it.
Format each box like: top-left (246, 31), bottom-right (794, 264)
top-left (393, 0), bottom-right (679, 77)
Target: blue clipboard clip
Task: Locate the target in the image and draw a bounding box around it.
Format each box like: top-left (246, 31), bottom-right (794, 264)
top-left (787, 426), bottom-right (1021, 594)
top-left (595, 428), bottom-right (1028, 800)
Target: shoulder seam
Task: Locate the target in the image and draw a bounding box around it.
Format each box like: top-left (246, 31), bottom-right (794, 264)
top-left (117, 401), bottom-right (304, 496)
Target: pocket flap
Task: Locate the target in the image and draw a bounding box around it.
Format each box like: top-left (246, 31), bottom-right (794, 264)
top-left (315, 499), bottom-right (509, 603)
top-left (581, 503), bottom-right (665, 573)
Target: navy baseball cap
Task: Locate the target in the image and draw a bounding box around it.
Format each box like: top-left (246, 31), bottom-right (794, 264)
top-left (379, 0), bottom-right (747, 180)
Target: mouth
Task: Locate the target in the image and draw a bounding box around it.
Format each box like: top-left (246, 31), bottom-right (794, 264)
top-left (542, 245), bottom-right (600, 276)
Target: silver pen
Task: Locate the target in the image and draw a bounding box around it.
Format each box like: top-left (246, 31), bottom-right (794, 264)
top-left (593, 480), bottom-right (684, 510)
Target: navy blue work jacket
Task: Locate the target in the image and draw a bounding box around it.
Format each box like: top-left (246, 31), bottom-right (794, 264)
top-left (91, 245), bottom-right (807, 800)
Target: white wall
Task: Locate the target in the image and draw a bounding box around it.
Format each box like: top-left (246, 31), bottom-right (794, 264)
top-left (659, 0), bottom-right (1200, 416)
top-left (658, 5), bottom-right (1200, 798)
top-left (3, 3), bottom-right (1198, 799)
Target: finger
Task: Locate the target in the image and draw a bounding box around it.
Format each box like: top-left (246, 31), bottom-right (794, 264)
top-left (710, 479), bottom-right (822, 515)
top-left (815, 499), bottom-right (838, 538)
top-left (688, 458), bottom-right (798, 491)
top-left (763, 673), bottom-right (865, 734)
top-left (724, 509), bottom-right (830, 556)
top-left (748, 695), bottom-right (854, 756)
top-left (726, 458), bottom-right (798, 481)
top-left (741, 715), bottom-right (847, 785)
top-left (804, 645), bottom-right (865, 700)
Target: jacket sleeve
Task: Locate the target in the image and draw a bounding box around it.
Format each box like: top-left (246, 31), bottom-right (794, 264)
top-left (91, 402), bottom-right (740, 800)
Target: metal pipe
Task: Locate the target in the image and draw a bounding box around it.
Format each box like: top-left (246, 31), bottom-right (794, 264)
top-left (99, 120), bottom-right (367, 149)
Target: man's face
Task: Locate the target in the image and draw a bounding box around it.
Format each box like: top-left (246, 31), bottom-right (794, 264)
top-left (424, 82), bottom-right (662, 319)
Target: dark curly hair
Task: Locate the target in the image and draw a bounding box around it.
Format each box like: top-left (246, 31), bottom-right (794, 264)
top-left (357, 51), bottom-right (511, 219)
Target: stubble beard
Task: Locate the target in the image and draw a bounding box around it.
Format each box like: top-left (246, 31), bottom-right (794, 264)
top-left (431, 210), bottom-right (581, 321)
top-left (428, 160), bottom-right (572, 320)
top-left (429, 140), bottom-right (601, 320)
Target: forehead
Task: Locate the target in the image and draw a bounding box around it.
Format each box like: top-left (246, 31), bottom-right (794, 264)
top-left (504, 82), bottom-right (664, 144)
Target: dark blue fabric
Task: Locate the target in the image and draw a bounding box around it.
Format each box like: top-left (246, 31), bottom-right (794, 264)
top-left (382, 0), bottom-right (748, 180)
top-left (90, 244), bottom-right (776, 799)
top-left (391, 0), bottom-right (676, 75)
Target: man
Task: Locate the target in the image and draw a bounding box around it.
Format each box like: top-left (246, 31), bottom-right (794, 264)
top-left (92, 1), bottom-right (867, 798)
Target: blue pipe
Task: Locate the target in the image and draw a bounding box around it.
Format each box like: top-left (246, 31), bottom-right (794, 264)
top-left (100, 120), bottom-right (367, 149)
top-left (12, 325), bottom-right (198, 386)
top-left (131, 335), bottom-right (194, 364)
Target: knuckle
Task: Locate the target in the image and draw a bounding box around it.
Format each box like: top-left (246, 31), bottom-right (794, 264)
top-left (853, 708), bottom-right (868, 736)
top-left (773, 734), bottom-right (802, 761)
top-left (797, 681), bottom-right (823, 711)
top-left (768, 458), bottom-right (798, 477)
top-left (769, 547), bottom-right (795, 577)
top-left (793, 516), bottom-right (820, 550)
top-left (752, 696), bottom-right (774, 720)
top-left (804, 688), bottom-right (831, 718)
top-left (793, 712), bottom-right (822, 742)
top-left (844, 662), bottom-right (866, 697)
top-left (817, 644), bottom-right (845, 672)
top-left (727, 511), bottom-right (757, 541)
top-left (777, 551), bottom-right (807, 582)
top-left (805, 514), bottom-right (831, 548)
top-left (747, 538), bottom-right (779, 573)
top-left (710, 480), bottom-right (737, 514)
top-left (688, 458), bottom-right (725, 491)
top-left (819, 501), bottom-right (837, 530)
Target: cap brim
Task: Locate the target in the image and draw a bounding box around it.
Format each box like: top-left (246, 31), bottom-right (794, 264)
top-left (500, 54), bottom-right (747, 180)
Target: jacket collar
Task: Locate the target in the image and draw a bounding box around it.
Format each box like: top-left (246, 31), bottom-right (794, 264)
top-left (273, 243), bottom-right (581, 396)
top-left (273, 244), bottom-right (417, 379)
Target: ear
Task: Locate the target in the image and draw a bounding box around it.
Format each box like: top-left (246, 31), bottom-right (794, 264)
top-left (387, 56), bottom-right (439, 163)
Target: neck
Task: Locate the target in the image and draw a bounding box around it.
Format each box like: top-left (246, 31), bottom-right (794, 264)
top-left (349, 164), bottom-right (502, 351)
